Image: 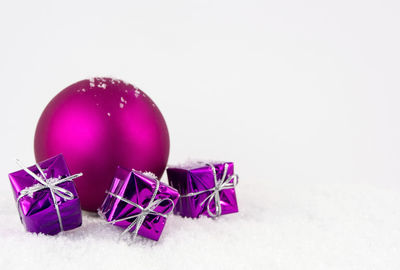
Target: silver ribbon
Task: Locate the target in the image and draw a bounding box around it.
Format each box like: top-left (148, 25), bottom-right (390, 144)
top-left (180, 163), bottom-right (238, 218)
top-left (106, 179), bottom-right (175, 242)
top-left (16, 159), bottom-right (82, 232)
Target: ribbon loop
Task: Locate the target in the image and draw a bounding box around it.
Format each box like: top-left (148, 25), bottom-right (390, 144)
top-left (106, 178), bottom-right (175, 242)
top-left (15, 159), bottom-right (82, 232)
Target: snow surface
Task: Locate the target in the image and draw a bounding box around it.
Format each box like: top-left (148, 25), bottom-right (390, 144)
top-left (1, 178), bottom-right (399, 270)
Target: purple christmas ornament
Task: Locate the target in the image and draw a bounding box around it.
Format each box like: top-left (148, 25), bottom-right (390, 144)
top-left (8, 154), bottom-right (82, 235)
top-left (34, 78), bottom-right (170, 211)
top-left (99, 166), bottom-right (179, 241)
top-left (167, 162), bottom-right (239, 218)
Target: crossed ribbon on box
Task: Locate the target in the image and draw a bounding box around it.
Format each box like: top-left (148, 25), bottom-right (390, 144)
top-left (181, 163), bottom-right (239, 218)
top-left (105, 179), bottom-right (175, 242)
top-left (16, 159), bottom-right (82, 232)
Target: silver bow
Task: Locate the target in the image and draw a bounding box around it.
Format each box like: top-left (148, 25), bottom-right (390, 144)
top-left (180, 163), bottom-right (238, 218)
top-left (16, 159), bottom-right (82, 232)
top-left (106, 179), bottom-right (175, 242)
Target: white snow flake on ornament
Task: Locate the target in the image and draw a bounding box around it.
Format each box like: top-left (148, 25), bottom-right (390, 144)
top-left (99, 82), bottom-right (107, 89)
top-left (134, 89), bottom-right (141, 97)
top-left (119, 103), bottom-right (124, 109)
top-left (89, 78), bottom-right (95, 87)
top-left (107, 112), bottom-right (111, 117)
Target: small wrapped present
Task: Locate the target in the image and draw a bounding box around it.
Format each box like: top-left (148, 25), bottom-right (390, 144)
top-left (167, 162), bottom-right (239, 218)
top-left (8, 154), bottom-right (82, 235)
top-left (98, 166), bottom-right (179, 241)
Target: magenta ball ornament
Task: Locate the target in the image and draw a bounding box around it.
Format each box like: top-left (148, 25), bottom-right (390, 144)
top-left (34, 77), bottom-right (170, 211)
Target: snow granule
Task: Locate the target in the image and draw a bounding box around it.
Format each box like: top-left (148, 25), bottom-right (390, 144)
top-left (89, 78), bottom-right (95, 87)
top-left (142, 171), bottom-right (158, 180)
top-left (134, 89), bottom-right (141, 97)
top-left (168, 159), bottom-right (226, 170)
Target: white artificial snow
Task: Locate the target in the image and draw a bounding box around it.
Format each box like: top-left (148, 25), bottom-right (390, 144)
top-left (89, 78), bottom-right (95, 88)
top-left (142, 171), bottom-right (158, 180)
top-left (134, 89), bottom-right (141, 97)
top-left (20, 182), bottom-right (43, 197)
top-left (20, 176), bottom-right (63, 197)
top-left (85, 77), bottom-right (142, 94)
top-left (168, 160), bottom-right (204, 170)
top-left (98, 82), bottom-right (107, 89)
top-left (168, 160), bottom-right (226, 170)
top-left (1, 179), bottom-right (400, 269)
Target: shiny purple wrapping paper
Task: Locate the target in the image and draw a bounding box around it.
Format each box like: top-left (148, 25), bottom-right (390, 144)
top-left (99, 166), bottom-right (179, 241)
top-left (8, 154), bottom-right (82, 235)
top-left (167, 162), bottom-right (238, 218)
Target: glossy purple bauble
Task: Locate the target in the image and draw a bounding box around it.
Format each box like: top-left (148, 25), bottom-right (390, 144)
top-left (34, 78), bottom-right (170, 211)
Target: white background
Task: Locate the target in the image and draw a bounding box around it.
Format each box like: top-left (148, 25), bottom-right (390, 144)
top-left (0, 1), bottom-right (399, 269)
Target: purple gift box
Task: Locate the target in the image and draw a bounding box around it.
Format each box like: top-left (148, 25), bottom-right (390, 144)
top-left (98, 166), bottom-right (179, 241)
top-left (8, 154), bottom-right (82, 235)
top-left (167, 162), bottom-right (239, 218)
